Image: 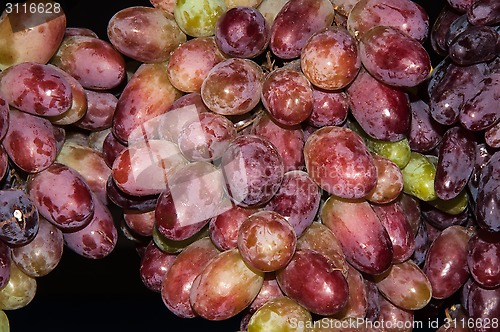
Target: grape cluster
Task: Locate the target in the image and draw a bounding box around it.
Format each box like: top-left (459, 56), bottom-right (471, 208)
top-left (0, 0), bottom-right (499, 331)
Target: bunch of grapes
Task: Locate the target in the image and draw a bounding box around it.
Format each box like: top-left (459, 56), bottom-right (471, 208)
top-left (0, 0), bottom-right (498, 330)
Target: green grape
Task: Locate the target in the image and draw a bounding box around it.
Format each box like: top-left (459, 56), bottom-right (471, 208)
top-left (350, 120), bottom-right (411, 168)
top-left (174, 0), bottom-right (227, 37)
top-left (427, 190), bottom-right (469, 215)
top-left (0, 311), bottom-right (9, 332)
top-left (248, 296), bottom-right (312, 332)
top-left (402, 152), bottom-right (437, 202)
top-left (0, 263), bottom-right (36, 310)
top-left (152, 224), bottom-right (209, 254)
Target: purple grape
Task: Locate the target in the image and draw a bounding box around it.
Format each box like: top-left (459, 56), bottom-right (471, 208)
top-left (0, 189), bottom-right (39, 246)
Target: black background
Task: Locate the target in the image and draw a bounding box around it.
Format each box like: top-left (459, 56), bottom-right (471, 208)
top-left (4, 0), bottom-right (444, 331)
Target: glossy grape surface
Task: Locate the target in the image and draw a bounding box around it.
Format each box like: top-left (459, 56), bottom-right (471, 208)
top-left (108, 6), bottom-right (186, 63)
top-left (301, 27), bottom-right (360, 90)
top-left (28, 163), bottom-right (94, 231)
top-left (0, 189), bottom-right (39, 246)
top-left (261, 67), bottom-right (313, 126)
top-left (201, 58), bottom-right (263, 116)
top-left (270, 0), bottom-right (334, 59)
top-left (304, 126), bottom-right (377, 199)
top-left (221, 135), bottom-right (284, 207)
top-left (215, 6), bottom-right (269, 58)
top-left (276, 249), bottom-right (349, 316)
top-left (321, 196), bottom-right (393, 275)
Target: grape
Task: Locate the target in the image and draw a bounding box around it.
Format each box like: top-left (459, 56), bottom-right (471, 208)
top-left (247, 296), bottom-right (312, 332)
top-left (139, 241), bottom-right (176, 293)
top-left (376, 295), bottom-right (414, 332)
top-left (421, 204), bottom-right (469, 229)
top-left (209, 205), bottom-right (259, 251)
top-left (398, 193), bottom-right (422, 236)
top-left (156, 93), bottom-right (210, 144)
top-left (301, 26), bottom-right (361, 90)
top-left (190, 248), bottom-right (264, 320)
top-left (365, 279), bottom-right (381, 322)
top-left (0, 262), bottom-right (36, 310)
top-left (261, 67), bottom-right (313, 126)
top-left (449, 26), bottom-right (498, 66)
top-left (44, 66), bottom-right (87, 126)
top-left (431, 5), bottom-right (462, 55)
top-left (371, 201), bottom-right (415, 263)
top-left (174, 0), bottom-right (227, 37)
top-left (238, 211), bottom-right (296, 272)
top-left (347, 0), bottom-right (429, 43)
top-left (0, 189), bottom-right (39, 246)
top-left (178, 112), bottom-right (237, 162)
top-left (423, 226), bottom-right (471, 299)
top-left (0, 242), bottom-right (10, 289)
top-left (434, 127), bottom-right (476, 200)
top-left (0, 62), bottom-right (72, 117)
top-left (460, 72), bottom-right (499, 131)
top-left (221, 135), bottom-right (284, 207)
top-left (155, 162), bottom-right (230, 241)
top-left (102, 132), bottom-right (126, 169)
top-left (349, 120), bottom-right (412, 169)
top-left (75, 90), bottom-right (117, 131)
top-left (27, 163), bottom-right (94, 231)
top-left (0, 310), bottom-right (7, 331)
top-left (374, 260), bottom-right (432, 310)
top-left (251, 112), bottom-right (305, 172)
top-left (167, 37), bottom-right (226, 93)
top-left (112, 140), bottom-right (188, 196)
top-left (367, 155), bottom-right (404, 204)
top-left (467, 283), bottom-right (500, 332)
top-left (334, 264), bottom-right (368, 319)
top-left (360, 26), bottom-right (431, 87)
top-left (475, 151), bottom-right (500, 232)
top-left (107, 7), bottom-right (186, 63)
top-left (153, 224), bottom-right (209, 254)
top-left (161, 237), bottom-right (220, 318)
top-left (123, 209), bottom-right (155, 237)
top-left (105, 175), bottom-right (158, 212)
top-left (485, 119), bottom-right (500, 148)
top-left (467, 0), bottom-right (500, 25)
top-left (408, 100), bottom-right (444, 153)
top-left (56, 142), bottom-right (111, 203)
top-left (0, 0), bottom-right (66, 70)
top-left (448, 0), bottom-right (474, 12)
top-left (150, 0), bottom-right (176, 14)
top-left (271, 0), bottom-right (334, 60)
top-left (276, 249), bottom-right (349, 316)
top-left (63, 195), bottom-right (117, 259)
top-left (467, 231), bottom-right (500, 289)
top-left (112, 62), bottom-right (182, 144)
top-left (265, 171), bottom-right (320, 237)
top-left (51, 36), bottom-right (126, 90)
top-left (0, 96), bottom-right (8, 142)
top-left (64, 27), bottom-right (98, 38)
top-left (412, 223), bottom-right (428, 266)
top-left (446, 14), bottom-right (472, 48)
top-left (201, 58), bottom-right (263, 116)
top-left (296, 222), bottom-right (349, 277)
top-left (402, 152), bottom-right (437, 202)
top-left (215, 6), bottom-right (269, 59)
top-left (304, 126), bottom-right (377, 199)
top-left (308, 88), bottom-right (348, 128)
top-left (11, 217), bottom-right (63, 277)
top-left (347, 69), bottom-right (410, 142)
top-left (428, 60), bottom-right (488, 126)
top-left (248, 275), bottom-right (283, 312)
top-left (321, 196), bottom-right (393, 275)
